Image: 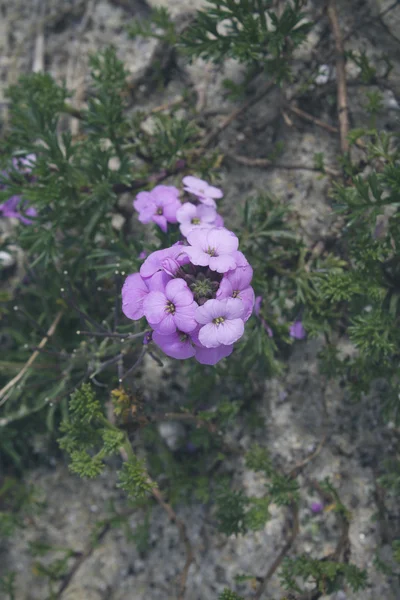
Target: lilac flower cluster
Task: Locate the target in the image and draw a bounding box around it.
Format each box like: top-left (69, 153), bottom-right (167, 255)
top-left (0, 154), bottom-right (37, 224)
top-left (133, 175), bottom-right (224, 236)
top-left (123, 178), bottom-right (255, 365)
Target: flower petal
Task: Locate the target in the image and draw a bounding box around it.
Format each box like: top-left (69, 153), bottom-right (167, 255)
top-left (215, 318), bottom-right (244, 345)
top-left (121, 273), bottom-right (149, 320)
top-left (195, 344), bottom-right (233, 365)
top-left (162, 198), bottom-right (181, 223)
top-left (224, 298), bottom-right (245, 320)
top-left (205, 185), bottom-right (223, 199)
top-left (195, 299), bottom-right (221, 324)
top-left (153, 214), bottom-right (168, 232)
top-left (237, 287), bottom-right (255, 322)
top-left (183, 246), bottom-right (210, 267)
top-left (153, 313), bottom-right (176, 335)
top-left (174, 304), bottom-right (197, 333)
top-left (209, 254), bottom-right (237, 273)
top-left (216, 277), bottom-right (234, 299)
top-left (186, 228), bottom-right (209, 249)
top-left (227, 265), bottom-right (253, 291)
top-left (176, 202), bottom-right (197, 224)
top-left (147, 270), bottom-right (171, 292)
top-left (198, 197), bottom-right (217, 209)
top-left (166, 278), bottom-right (193, 306)
top-left (143, 291), bottom-right (167, 324)
top-left (206, 228), bottom-right (238, 255)
top-left (152, 331), bottom-right (195, 360)
top-left (198, 322), bottom-right (220, 348)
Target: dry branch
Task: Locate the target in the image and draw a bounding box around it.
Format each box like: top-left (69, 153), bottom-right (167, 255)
top-left (0, 310), bottom-right (64, 405)
top-left (327, 0), bottom-right (350, 155)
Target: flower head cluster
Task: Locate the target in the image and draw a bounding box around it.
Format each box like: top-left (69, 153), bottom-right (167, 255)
top-left (133, 176), bottom-right (224, 238)
top-left (122, 225), bottom-right (255, 365)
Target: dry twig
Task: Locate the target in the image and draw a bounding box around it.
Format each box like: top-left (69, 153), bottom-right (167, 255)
top-left (0, 310), bottom-right (64, 406)
top-left (150, 484), bottom-right (195, 600)
top-left (286, 103), bottom-right (339, 135)
top-left (327, 0), bottom-right (350, 155)
top-left (224, 153), bottom-right (339, 178)
top-left (252, 503), bottom-right (299, 600)
top-left (32, 0), bottom-right (45, 73)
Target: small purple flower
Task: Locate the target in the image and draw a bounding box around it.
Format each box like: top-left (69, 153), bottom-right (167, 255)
top-left (12, 153), bottom-right (36, 174)
top-left (217, 265), bottom-right (255, 321)
top-left (184, 227), bottom-right (239, 273)
top-left (186, 441), bottom-right (198, 453)
top-left (0, 196), bottom-right (37, 224)
top-left (195, 298), bottom-right (244, 348)
top-left (176, 202), bottom-right (222, 237)
top-left (253, 296), bottom-right (273, 337)
top-left (133, 185), bottom-right (181, 232)
top-left (182, 176), bottom-right (223, 209)
top-left (310, 501), bottom-right (324, 514)
top-left (152, 330), bottom-right (196, 359)
top-left (139, 251), bottom-right (147, 260)
top-left (254, 296), bottom-right (262, 317)
top-left (143, 331), bottom-right (152, 345)
top-left (143, 278), bottom-right (197, 335)
top-left (289, 320), bottom-right (306, 340)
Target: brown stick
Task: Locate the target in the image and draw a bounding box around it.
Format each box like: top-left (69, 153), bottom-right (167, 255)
top-left (150, 485), bottom-right (195, 600)
top-left (57, 521), bottom-right (112, 597)
top-left (0, 310), bottom-right (64, 405)
top-left (327, 0), bottom-right (350, 155)
top-left (252, 503), bottom-right (299, 600)
top-left (224, 153), bottom-right (339, 178)
top-left (288, 436), bottom-right (327, 479)
top-left (120, 441), bottom-right (194, 600)
top-left (286, 103), bottom-right (339, 134)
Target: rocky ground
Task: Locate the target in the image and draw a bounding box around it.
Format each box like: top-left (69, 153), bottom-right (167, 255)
top-left (1, 0), bottom-right (400, 599)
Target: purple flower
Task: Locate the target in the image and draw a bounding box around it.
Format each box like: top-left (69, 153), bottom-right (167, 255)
top-left (176, 202), bottom-right (222, 237)
top-left (133, 185), bottom-right (181, 232)
top-left (217, 265), bottom-right (255, 321)
top-left (138, 251), bottom-right (147, 260)
top-left (184, 227), bottom-right (239, 273)
top-left (0, 195), bottom-right (37, 224)
top-left (195, 298), bottom-right (244, 348)
top-left (289, 320), bottom-right (306, 340)
top-left (182, 176), bottom-right (223, 209)
top-left (143, 278), bottom-right (197, 335)
top-left (310, 501), bottom-right (324, 514)
top-left (140, 245), bottom-right (188, 279)
top-left (152, 330), bottom-right (196, 359)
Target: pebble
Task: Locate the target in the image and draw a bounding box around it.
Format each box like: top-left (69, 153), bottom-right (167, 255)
top-left (0, 250), bottom-right (14, 268)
